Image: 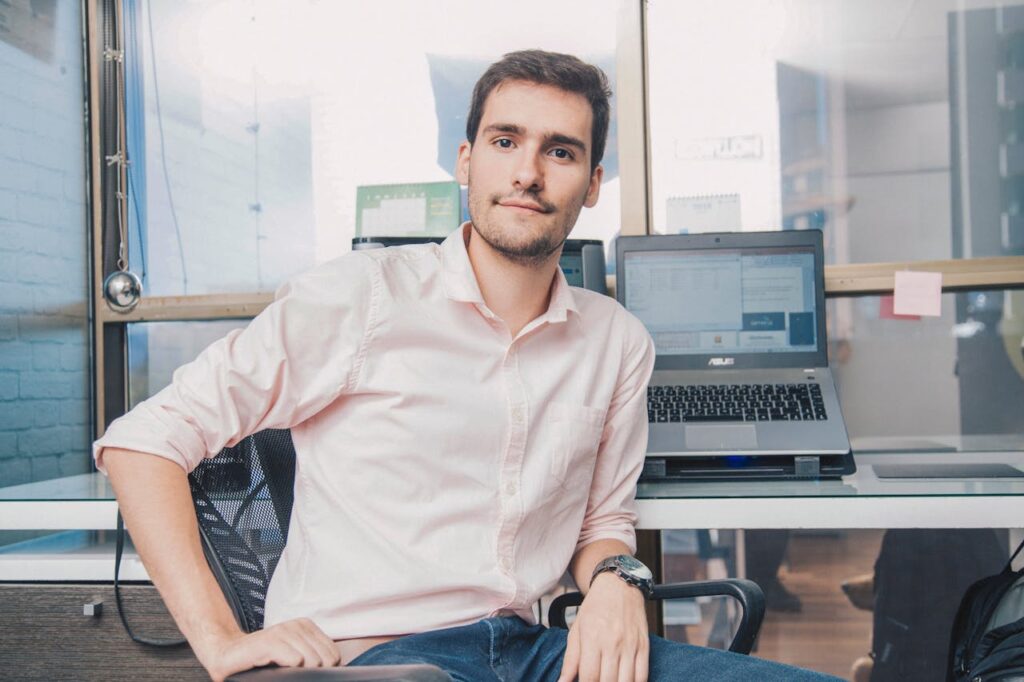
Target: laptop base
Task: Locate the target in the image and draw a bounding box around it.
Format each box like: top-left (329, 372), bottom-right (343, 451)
top-left (640, 452), bottom-right (856, 482)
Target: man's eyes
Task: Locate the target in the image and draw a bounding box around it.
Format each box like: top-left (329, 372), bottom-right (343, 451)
top-left (491, 138), bottom-right (576, 161)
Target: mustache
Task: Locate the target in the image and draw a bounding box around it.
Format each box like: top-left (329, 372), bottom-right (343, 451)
top-left (491, 192), bottom-right (556, 214)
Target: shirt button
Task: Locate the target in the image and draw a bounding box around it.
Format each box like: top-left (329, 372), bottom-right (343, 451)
top-left (504, 482), bottom-right (516, 496)
top-left (511, 407), bottom-right (524, 423)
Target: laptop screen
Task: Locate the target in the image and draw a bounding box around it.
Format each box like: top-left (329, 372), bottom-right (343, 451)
top-left (617, 231), bottom-right (829, 370)
top-left (623, 246), bottom-right (817, 357)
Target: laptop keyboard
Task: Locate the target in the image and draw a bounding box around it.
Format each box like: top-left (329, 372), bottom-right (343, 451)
top-left (647, 383), bottom-right (828, 423)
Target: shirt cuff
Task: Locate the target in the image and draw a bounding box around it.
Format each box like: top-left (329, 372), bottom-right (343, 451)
top-left (574, 527), bottom-right (638, 556)
top-left (92, 402), bottom-right (206, 474)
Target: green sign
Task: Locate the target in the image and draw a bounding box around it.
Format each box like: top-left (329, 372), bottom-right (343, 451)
top-left (355, 181), bottom-right (461, 237)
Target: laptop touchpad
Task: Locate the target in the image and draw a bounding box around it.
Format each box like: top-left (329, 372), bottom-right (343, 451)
top-left (685, 424), bottom-right (758, 450)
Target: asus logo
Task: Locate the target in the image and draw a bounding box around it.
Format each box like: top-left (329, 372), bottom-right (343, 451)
top-left (708, 357), bottom-right (735, 367)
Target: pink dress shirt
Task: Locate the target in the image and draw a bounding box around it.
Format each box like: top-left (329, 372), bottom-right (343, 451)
top-left (94, 223), bottom-right (655, 640)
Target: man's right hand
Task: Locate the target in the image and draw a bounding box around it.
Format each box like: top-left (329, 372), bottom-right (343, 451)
top-left (201, 618), bottom-right (342, 682)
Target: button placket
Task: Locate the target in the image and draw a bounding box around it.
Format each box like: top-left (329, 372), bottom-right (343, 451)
top-left (495, 342), bottom-right (527, 606)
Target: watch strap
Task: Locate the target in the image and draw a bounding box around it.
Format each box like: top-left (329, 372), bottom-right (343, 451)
top-left (590, 555), bottom-right (654, 596)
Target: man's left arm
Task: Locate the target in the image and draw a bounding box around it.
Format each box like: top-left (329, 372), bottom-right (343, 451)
top-left (559, 320), bottom-right (656, 682)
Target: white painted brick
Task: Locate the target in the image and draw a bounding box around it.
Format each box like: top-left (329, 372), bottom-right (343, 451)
top-left (32, 344), bottom-right (61, 370)
top-left (18, 372), bottom-right (72, 400)
top-left (33, 167), bottom-right (64, 197)
top-left (0, 251), bottom-right (17, 281)
top-left (16, 194), bottom-right (61, 227)
top-left (0, 98), bottom-right (35, 131)
top-left (0, 283), bottom-right (35, 313)
top-left (0, 373), bottom-right (17, 401)
top-left (0, 158), bottom-right (38, 193)
top-left (0, 132), bottom-right (19, 161)
top-left (0, 189), bottom-right (15, 220)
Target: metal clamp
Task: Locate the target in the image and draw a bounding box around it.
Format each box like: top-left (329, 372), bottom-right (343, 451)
top-left (794, 455), bottom-right (821, 478)
top-left (83, 599), bottom-right (103, 617)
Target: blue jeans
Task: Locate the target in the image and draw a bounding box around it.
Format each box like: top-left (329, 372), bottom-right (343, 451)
top-left (349, 616), bottom-right (840, 681)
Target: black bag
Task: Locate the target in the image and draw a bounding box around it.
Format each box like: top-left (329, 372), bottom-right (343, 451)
top-left (870, 530), bottom-right (1007, 681)
top-left (948, 538), bottom-right (1024, 682)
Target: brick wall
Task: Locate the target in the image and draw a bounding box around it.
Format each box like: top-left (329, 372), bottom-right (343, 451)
top-left (0, 5), bottom-right (90, 486)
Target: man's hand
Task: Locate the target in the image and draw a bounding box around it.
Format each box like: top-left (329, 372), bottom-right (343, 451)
top-left (557, 573), bottom-right (650, 682)
top-left (200, 618), bottom-right (342, 682)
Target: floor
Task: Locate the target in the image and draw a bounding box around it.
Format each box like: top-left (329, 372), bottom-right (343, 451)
top-left (664, 529), bottom-right (885, 680)
top-left (752, 530), bottom-right (884, 679)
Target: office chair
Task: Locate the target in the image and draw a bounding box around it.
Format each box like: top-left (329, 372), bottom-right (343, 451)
top-left (188, 430), bottom-right (766, 680)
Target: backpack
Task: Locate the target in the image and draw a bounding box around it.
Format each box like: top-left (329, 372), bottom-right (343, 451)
top-left (870, 529), bottom-right (1007, 681)
top-left (948, 538), bottom-right (1024, 681)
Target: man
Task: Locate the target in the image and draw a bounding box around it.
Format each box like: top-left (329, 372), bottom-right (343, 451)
top-left (95, 50), bottom-right (836, 681)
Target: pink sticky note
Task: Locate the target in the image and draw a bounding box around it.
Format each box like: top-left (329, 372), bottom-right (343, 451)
top-left (879, 295), bottom-right (920, 321)
top-left (893, 271), bottom-right (942, 317)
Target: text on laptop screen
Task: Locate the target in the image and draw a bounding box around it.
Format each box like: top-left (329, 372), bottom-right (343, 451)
top-left (624, 247), bottom-right (817, 356)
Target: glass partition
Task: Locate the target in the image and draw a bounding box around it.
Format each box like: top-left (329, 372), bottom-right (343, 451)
top-left (127, 0), bottom-right (624, 298)
top-left (829, 289), bottom-right (1024, 441)
top-left (658, 528), bottom-right (1018, 679)
top-left (127, 320), bottom-right (248, 409)
top-left (646, 0), bottom-right (1024, 267)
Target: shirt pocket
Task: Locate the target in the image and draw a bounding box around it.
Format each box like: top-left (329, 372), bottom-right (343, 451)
top-left (549, 402), bottom-right (606, 490)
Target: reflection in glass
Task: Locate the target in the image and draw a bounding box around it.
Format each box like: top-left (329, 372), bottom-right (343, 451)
top-left (128, 320), bottom-right (249, 409)
top-left (828, 289), bottom-right (1024, 441)
top-left (127, 0), bottom-right (622, 297)
top-left (646, 0), bottom-right (1024, 267)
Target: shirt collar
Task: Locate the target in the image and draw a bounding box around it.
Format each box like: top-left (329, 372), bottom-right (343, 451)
top-left (441, 222), bottom-right (579, 321)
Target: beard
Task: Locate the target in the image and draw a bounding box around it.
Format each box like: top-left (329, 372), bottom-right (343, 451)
top-left (466, 185), bottom-right (585, 268)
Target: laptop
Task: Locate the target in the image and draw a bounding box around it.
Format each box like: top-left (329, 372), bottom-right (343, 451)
top-left (617, 230), bottom-right (854, 480)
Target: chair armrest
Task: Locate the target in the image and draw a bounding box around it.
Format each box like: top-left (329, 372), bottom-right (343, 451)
top-left (547, 578), bottom-right (765, 655)
top-left (228, 664), bottom-right (451, 681)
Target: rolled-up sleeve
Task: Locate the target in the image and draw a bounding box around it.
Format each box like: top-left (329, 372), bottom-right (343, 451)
top-left (574, 313), bottom-right (656, 555)
top-left (93, 252), bottom-right (381, 474)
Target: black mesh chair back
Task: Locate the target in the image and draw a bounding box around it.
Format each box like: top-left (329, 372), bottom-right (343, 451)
top-left (188, 429), bottom-right (297, 633)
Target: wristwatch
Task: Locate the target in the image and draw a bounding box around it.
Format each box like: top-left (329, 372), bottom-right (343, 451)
top-left (590, 554), bottom-right (654, 597)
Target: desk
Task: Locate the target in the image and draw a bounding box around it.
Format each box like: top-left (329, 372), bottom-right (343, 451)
top-left (630, 436), bottom-right (1024, 634)
top-left (636, 444), bottom-right (1024, 530)
top-left (1, 436), bottom-right (1023, 582)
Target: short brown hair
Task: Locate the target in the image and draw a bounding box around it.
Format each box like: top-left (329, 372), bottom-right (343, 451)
top-left (466, 50), bottom-right (611, 174)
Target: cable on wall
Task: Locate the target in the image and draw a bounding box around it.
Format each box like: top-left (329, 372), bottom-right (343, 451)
top-left (144, 0), bottom-right (189, 294)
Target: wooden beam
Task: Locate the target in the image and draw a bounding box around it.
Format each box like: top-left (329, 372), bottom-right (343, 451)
top-left (98, 256), bottom-right (1024, 325)
top-left (97, 292), bottom-right (275, 324)
top-left (824, 256), bottom-right (1024, 295)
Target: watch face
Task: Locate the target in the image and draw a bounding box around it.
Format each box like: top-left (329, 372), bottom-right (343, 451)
top-left (619, 555), bottom-right (653, 581)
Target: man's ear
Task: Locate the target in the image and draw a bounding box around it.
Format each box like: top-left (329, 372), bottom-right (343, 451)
top-left (583, 164), bottom-right (603, 208)
top-left (456, 140), bottom-right (472, 185)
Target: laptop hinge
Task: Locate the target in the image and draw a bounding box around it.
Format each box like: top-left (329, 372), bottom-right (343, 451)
top-left (793, 455), bottom-right (821, 478)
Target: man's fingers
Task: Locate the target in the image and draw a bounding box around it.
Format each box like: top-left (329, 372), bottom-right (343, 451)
top-left (279, 628), bottom-right (323, 667)
top-left (557, 626), bottom-right (581, 682)
top-left (296, 618), bottom-right (342, 666)
top-left (262, 639), bottom-right (305, 668)
top-left (617, 651), bottom-right (636, 682)
top-left (634, 635), bottom-right (649, 682)
top-left (599, 648), bottom-right (620, 682)
top-left (577, 635), bottom-right (602, 682)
